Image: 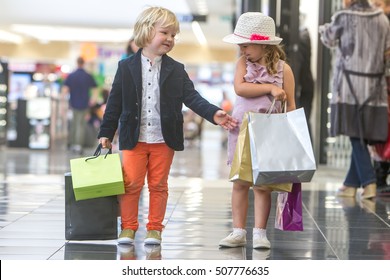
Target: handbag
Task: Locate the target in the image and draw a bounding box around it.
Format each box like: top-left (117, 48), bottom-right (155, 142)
top-left (275, 183), bottom-right (303, 231)
top-left (248, 101), bottom-right (316, 185)
top-left (229, 112), bottom-right (292, 192)
top-left (70, 144), bottom-right (125, 201)
top-left (374, 122), bottom-right (390, 160)
top-left (65, 172), bottom-right (119, 240)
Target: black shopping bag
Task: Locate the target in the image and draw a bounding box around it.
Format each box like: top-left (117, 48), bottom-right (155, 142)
top-left (65, 172), bottom-right (119, 240)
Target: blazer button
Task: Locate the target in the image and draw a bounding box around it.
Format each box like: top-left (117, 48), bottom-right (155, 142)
top-left (135, 116), bottom-right (138, 120)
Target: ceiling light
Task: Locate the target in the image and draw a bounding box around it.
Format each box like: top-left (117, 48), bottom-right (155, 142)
top-left (11, 24), bottom-right (132, 43)
top-left (196, 0), bottom-right (209, 15)
top-left (0, 30), bottom-right (23, 44)
top-left (191, 21), bottom-right (207, 46)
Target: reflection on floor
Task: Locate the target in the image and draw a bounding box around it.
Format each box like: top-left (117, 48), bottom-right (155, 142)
top-left (0, 126), bottom-right (389, 260)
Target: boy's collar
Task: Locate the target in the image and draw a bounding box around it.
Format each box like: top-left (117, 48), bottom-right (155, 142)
top-left (141, 51), bottom-right (162, 64)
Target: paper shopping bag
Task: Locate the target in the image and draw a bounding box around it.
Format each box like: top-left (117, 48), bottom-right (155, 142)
top-left (248, 107), bottom-right (316, 185)
top-left (275, 183), bottom-right (303, 231)
top-left (65, 172), bottom-right (118, 240)
top-left (229, 113), bottom-right (253, 184)
top-left (70, 144), bottom-right (125, 201)
top-left (229, 112), bottom-right (292, 192)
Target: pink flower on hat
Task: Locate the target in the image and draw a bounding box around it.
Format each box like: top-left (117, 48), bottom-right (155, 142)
top-left (250, 34), bottom-right (270, 41)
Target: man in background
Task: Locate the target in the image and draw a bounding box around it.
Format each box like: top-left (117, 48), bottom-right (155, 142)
top-left (62, 56), bottom-right (98, 154)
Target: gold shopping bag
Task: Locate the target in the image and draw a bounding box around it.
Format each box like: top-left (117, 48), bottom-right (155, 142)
top-left (229, 113), bottom-right (253, 184)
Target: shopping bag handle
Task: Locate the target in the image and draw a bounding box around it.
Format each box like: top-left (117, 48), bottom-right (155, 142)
top-left (85, 144), bottom-right (112, 162)
top-left (266, 99), bottom-right (287, 115)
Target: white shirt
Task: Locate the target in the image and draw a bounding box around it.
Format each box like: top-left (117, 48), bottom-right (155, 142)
top-left (138, 54), bottom-right (164, 143)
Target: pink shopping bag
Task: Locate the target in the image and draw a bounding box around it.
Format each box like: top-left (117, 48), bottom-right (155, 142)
top-left (275, 183), bottom-right (303, 231)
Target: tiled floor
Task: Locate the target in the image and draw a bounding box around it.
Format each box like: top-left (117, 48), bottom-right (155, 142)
top-left (0, 126), bottom-right (390, 260)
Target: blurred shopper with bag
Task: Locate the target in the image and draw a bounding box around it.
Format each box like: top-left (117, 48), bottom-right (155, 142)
top-left (319, 0), bottom-right (390, 199)
top-left (220, 12), bottom-right (296, 249)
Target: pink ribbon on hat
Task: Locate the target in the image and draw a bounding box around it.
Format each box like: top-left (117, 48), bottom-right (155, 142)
top-left (234, 33), bottom-right (270, 41)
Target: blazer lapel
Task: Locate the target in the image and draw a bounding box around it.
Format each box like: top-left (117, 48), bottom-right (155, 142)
top-left (128, 51), bottom-right (143, 101)
top-left (160, 55), bottom-right (174, 88)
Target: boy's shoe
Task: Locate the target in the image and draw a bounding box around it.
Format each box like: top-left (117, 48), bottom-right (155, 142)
top-left (253, 234), bottom-right (271, 249)
top-left (118, 229), bottom-right (136, 244)
top-left (144, 230), bottom-right (162, 245)
top-left (219, 232), bottom-right (247, 247)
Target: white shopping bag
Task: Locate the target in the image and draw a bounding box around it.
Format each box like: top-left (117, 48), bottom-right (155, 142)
top-left (247, 106), bottom-right (316, 184)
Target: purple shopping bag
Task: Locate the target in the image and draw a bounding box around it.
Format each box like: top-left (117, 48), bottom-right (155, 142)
top-left (275, 183), bottom-right (303, 231)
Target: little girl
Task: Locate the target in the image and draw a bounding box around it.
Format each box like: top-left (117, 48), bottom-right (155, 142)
top-left (220, 12), bottom-right (296, 249)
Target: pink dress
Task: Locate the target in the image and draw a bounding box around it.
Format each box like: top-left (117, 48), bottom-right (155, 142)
top-left (227, 59), bottom-right (285, 165)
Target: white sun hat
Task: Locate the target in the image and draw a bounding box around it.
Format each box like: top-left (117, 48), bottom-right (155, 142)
top-left (223, 12), bottom-right (282, 45)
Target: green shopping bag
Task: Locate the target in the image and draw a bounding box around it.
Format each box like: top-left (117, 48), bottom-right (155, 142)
top-left (70, 144), bottom-right (125, 201)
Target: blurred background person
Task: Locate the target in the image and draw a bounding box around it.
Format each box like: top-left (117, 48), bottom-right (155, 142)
top-left (319, 0), bottom-right (390, 199)
top-left (125, 36), bottom-right (140, 58)
top-left (62, 56), bottom-right (98, 154)
top-left (295, 11), bottom-right (315, 138)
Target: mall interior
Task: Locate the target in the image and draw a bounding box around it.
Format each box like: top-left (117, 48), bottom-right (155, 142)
top-left (0, 0), bottom-right (389, 260)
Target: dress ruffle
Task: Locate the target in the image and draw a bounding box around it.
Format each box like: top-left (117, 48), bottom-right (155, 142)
top-left (244, 60), bottom-right (284, 87)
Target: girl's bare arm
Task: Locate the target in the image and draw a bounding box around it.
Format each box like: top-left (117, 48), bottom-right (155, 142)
top-left (283, 63), bottom-right (296, 112)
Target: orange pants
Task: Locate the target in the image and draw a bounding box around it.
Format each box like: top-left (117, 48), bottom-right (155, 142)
top-left (120, 142), bottom-right (174, 231)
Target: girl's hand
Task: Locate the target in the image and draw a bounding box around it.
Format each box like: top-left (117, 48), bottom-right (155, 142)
top-left (213, 110), bottom-right (238, 130)
top-left (270, 85), bottom-right (286, 101)
top-left (99, 137), bottom-right (112, 149)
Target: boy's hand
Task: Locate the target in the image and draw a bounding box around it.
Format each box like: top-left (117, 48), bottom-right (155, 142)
top-left (99, 137), bottom-right (112, 149)
top-left (213, 110), bottom-right (238, 130)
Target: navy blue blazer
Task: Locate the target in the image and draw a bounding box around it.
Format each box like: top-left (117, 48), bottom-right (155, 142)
top-left (98, 49), bottom-right (221, 151)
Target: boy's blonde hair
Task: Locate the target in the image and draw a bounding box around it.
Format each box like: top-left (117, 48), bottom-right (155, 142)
top-left (133, 6), bottom-right (180, 48)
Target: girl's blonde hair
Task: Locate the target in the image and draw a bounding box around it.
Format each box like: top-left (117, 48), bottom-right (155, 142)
top-left (133, 6), bottom-right (180, 48)
top-left (263, 45), bottom-right (286, 75)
